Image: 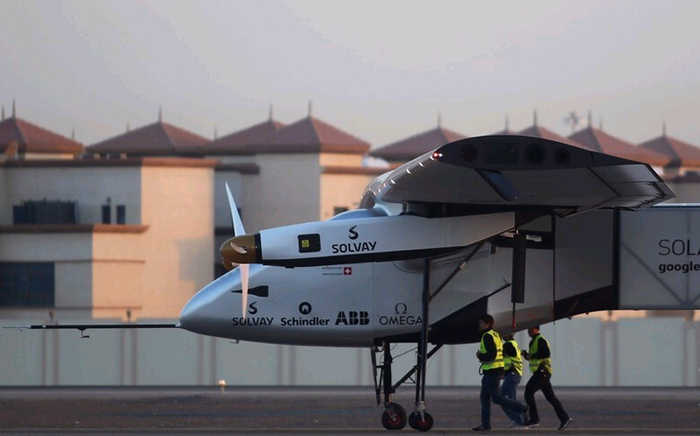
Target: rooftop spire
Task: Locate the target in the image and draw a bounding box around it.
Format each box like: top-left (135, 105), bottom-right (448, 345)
top-left (1, 105), bottom-right (4, 120)
top-left (587, 110), bottom-right (592, 127)
top-left (269, 104), bottom-right (274, 121)
top-left (533, 109), bottom-right (538, 126)
top-left (126, 121), bottom-right (130, 132)
top-left (505, 114), bottom-right (510, 131)
top-left (213, 124), bottom-right (218, 140)
top-left (71, 128), bottom-right (75, 140)
top-left (599, 117), bottom-right (604, 131)
top-left (662, 120), bottom-right (667, 136)
top-left (12, 99), bottom-right (16, 118)
top-left (437, 111), bottom-right (442, 127)
top-left (158, 106), bottom-right (162, 122)
top-left (307, 100), bottom-right (312, 117)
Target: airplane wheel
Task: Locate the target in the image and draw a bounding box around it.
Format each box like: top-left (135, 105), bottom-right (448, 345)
top-left (408, 411), bottom-right (434, 432)
top-left (381, 402), bottom-right (407, 430)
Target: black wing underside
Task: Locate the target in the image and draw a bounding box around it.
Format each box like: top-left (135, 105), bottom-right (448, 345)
top-left (368, 135), bottom-right (673, 213)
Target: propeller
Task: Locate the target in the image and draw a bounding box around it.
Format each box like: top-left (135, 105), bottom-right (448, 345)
top-left (224, 183), bottom-right (250, 319)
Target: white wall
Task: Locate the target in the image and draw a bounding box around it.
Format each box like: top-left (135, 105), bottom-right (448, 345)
top-left (1, 317), bottom-right (697, 387)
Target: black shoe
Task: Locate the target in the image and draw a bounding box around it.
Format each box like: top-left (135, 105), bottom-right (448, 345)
top-left (472, 425), bottom-right (491, 432)
top-left (558, 417), bottom-right (573, 431)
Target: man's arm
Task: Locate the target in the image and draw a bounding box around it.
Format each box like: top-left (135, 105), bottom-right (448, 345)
top-left (529, 337), bottom-right (550, 359)
top-left (476, 334), bottom-right (496, 362)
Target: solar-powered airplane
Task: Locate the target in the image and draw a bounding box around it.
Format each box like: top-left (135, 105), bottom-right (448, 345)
top-left (20, 135), bottom-right (700, 432)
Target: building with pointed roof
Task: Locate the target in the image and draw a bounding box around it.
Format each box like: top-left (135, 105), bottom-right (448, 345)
top-left (492, 116), bottom-right (514, 135)
top-left (0, 112), bottom-right (83, 159)
top-left (89, 120), bottom-right (208, 157)
top-left (208, 118), bottom-right (285, 155)
top-left (569, 124), bottom-right (670, 167)
top-left (518, 110), bottom-right (588, 149)
top-left (639, 124), bottom-right (700, 169)
top-left (369, 123), bottom-right (466, 163)
top-left (272, 115), bottom-right (371, 154)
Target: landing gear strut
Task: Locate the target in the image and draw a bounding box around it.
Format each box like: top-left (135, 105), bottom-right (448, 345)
top-left (408, 258), bottom-right (434, 432)
top-left (372, 258), bottom-right (439, 432)
top-left (374, 344), bottom-right (407, 430)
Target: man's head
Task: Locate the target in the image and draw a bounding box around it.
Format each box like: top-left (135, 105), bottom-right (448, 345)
top-left (503, 333), bottom-right (514, 341)
top-left (528, 326), bottom-right (540, 337)
top-left (478, 314), bottom-right (494, 332)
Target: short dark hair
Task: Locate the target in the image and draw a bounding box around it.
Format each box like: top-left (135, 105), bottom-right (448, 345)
top-left (503, 333), bottom-right (514, 340)
top-left (479, 314), bottom-right (494, 325)
top-left (530, 325), bottom-right (540, 331)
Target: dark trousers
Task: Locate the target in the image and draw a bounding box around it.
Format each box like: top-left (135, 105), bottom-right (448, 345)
top-left (480, 371), bottom-right (527, 429)
top-left (500, 371), bottom-right (523, 424)
top-left (524, 370), bottom-right (569, 424)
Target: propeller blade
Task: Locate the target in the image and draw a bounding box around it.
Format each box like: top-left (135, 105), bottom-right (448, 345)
top-left (240, 264), bottom-right (250, 319)
top-left (225, 182), bottom-right (246, 236)
top-left (224, 183), bottom-right (250, 318)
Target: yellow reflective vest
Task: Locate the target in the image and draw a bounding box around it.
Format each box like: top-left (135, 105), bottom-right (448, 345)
top-left (528, 333), bottom-right (553, 374)
top-left (479, 329), bottom-right (504, 371)
top-left (503, 339), bottom-right (523, 376)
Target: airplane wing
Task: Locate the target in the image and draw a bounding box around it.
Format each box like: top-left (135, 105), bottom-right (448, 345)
top-left (4, 323), bottom-right (178, 336)
top-left (365, 135), bottom-right (673, 214)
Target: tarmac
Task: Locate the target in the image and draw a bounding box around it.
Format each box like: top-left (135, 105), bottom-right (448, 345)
top-left (0, 386), bottom-right (698, 435)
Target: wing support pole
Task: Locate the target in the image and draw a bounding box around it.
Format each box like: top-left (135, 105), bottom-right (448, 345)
top-left (429, 241), bottom-right (485, 303)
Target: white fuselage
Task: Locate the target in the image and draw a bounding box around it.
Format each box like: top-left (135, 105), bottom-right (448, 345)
top-left (179, 235), bottom-right (558, 346)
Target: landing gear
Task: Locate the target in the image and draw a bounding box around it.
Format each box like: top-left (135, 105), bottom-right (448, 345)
top-left (382, 402), bottom-right (407, 430)
top-left (371, 258), bottom-right (440, 432)
top-left (408, 410), bottom-right (434, 432)
top-left (374, 343), bottom-right (407, 430)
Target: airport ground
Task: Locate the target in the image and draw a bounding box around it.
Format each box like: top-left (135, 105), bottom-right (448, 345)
top-left (0, 386), bottom-right (698, 435)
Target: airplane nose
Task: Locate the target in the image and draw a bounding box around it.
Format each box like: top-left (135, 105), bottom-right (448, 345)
top-left (179, 264), bottom-right (262, 335)
top-left (179, 271), bottom-right (237, 334)
top-left (179, 291), bottom-right (205, 332)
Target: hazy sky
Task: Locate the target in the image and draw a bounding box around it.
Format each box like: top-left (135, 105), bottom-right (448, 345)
top-left (2, 0), bottom-right (699, 148)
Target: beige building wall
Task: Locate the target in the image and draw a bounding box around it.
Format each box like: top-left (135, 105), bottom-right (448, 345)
top-left (319, 173), bottom-right (375, 220)
top-left (92, 232), bottom-right (146, 319)
top-left (209, 154), bottom-right (320, 230)
top-left (319, 153), bottom-right (364, 166)
top-left (214, 171), bottom-right (244, 229)
top-left (0, 168), bottom-right (7, 224)
top-left (139, 166), bottom-right (214, 318)
top-left (2, 167), bottom-right (142, 225)
top-left (243, 154), bottom-right (321, 230)
top-left (22, 153), bottom-right (75, 160)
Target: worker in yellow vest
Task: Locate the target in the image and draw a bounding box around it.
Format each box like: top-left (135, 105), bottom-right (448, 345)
top-left (472, 314), bottom-right (528, 432)
top-left (522, 326), bottom-right (572, 431)
top-left (500, 333), bottom-right (525, 427)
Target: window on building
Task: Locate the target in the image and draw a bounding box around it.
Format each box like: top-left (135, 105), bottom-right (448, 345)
top-left (116, 205), bottom-right (126, 224)
top-left (13, 200), bottom-right (77, 224)
top-left (102, 205), bottom-right (111, 224)
top-left (333, 206), bottom-right (349, 216)
top-left (0, 262), bottom-right (55, 307)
